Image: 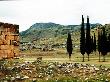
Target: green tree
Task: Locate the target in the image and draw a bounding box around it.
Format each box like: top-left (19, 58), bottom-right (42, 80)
top-left (101, 28), bottom-right (108, 62)
top-left (80, 15), bottom-right (85, 62)
top-left (98, 29), bottom-right (101, 62)
top-left (107, 34), bottom-right (110, 52)
top-left (91, 36), bottom-right (94, 53)
top-left (85, 16), bottom-right (92, 61)
top-left (93, 33), bottom-right (96, 53)
top-left (67, 33), bottom-right (73, 61)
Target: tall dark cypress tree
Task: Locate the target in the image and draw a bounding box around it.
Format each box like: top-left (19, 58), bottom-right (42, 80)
top-left (91, 36), bottom-right (94, 53)
top-left (106, 34), bottom-right (109, 53)
top-left (107, 34), bottom-right (110, 52)
top-left (85, 16), bottom-right (91, 61)
top-left (80, 15), bottom-right (85, 62)
top-left (93, 33), bottom-right (96, 53)
top-left (67, 33), bottom-right (73, 61)
top-left (98, 29), bottom-right (101, 62)
top-left (101, 28), bottom-right (108, 62)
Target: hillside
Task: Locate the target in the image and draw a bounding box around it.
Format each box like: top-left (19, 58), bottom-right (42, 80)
top-left (20, 22), bottom-right (101, 44)
top-left (20, 23), bottom-right (79, 42)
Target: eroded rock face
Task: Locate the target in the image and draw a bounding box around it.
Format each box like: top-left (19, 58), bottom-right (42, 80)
top-left (0, 22), bottom-right (19, 59)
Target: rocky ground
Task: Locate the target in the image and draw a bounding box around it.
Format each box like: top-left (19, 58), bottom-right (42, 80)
top-left (0, 58), bottom-right (110, 82)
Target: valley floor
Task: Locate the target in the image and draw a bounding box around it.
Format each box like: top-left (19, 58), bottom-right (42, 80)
top-left (20, 48), bottom-right (110, 67)
top-left (0, 49), bottom-right (110, 82)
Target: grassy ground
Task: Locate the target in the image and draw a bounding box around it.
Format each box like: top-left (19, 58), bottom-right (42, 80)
top-left (20, 48), bottom-right (110, 67)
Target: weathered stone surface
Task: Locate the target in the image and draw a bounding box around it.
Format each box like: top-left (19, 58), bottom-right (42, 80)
top-left (0, 22), bottom-right (19, 59)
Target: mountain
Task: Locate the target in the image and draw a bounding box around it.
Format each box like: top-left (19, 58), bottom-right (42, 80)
top-left (20, 22), bottom-right (101, 43)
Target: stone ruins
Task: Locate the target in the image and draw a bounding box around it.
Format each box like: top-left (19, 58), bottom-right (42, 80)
top-left (0, 22), bottom-right (19, 59)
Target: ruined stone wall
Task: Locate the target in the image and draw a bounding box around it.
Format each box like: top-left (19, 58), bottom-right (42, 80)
top-left (0, 22), bottom-right (19, 59)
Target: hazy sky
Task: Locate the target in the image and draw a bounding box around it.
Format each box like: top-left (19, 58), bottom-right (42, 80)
top-left (0, 0), bottom-right (110, 32)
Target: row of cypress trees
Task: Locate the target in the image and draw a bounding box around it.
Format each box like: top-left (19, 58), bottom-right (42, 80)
top-left (66, 15), bottom-right (96, 61)
top-left (80, 15), bottom-right (95, 62)
top-left (80, 15), bottom-right (110, 62)
top-left (67, 15), bottom-right (110, 62)
top-left (98, 28), bottom-right (110, 62)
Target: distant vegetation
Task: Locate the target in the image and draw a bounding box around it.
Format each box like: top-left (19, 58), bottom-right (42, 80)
top-left (20, 22), bottom-right (102, 45)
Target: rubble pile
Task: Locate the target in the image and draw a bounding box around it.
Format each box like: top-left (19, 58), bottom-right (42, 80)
top-left (0, 59), bottom-right (110, 82)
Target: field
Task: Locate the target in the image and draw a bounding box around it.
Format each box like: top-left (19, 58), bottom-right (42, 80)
top-left (20, 48), bottom-right (110, 66)
top-left (0, 48), bottom-right (110, 82)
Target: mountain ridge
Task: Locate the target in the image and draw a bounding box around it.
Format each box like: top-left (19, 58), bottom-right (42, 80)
top-left (20, 22), bottom-right (102, 42)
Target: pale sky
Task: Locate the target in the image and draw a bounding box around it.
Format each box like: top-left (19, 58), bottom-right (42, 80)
top-left (0, 0), bottom-right (110, 32)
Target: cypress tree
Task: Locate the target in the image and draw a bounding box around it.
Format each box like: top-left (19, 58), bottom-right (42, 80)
top-left (90, 36), bottom-right (94, 52)
top-left (85, 16), bottom-right (91, 61)
top-left (93, 33), bottom-right (96, 53)
top-left (98, 29), bottom-right (101, 62)
top-left (67, 33), bottom-right (73, 61)
top-left (107, 34), bottom-right (110, 52)
top-left (101, 28), bottom-right (108, 62)
top-left (80, 15), bottom-right (85, 62)
top-left (91, 36), bottom-right (94, 53)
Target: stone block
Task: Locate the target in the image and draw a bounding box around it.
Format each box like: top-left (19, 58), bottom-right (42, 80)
top-left (1, 45), bottom-right (9, 50)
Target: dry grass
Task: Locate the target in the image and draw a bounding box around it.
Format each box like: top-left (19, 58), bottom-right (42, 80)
top-left (20, 48), bottom-right (110, 67)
